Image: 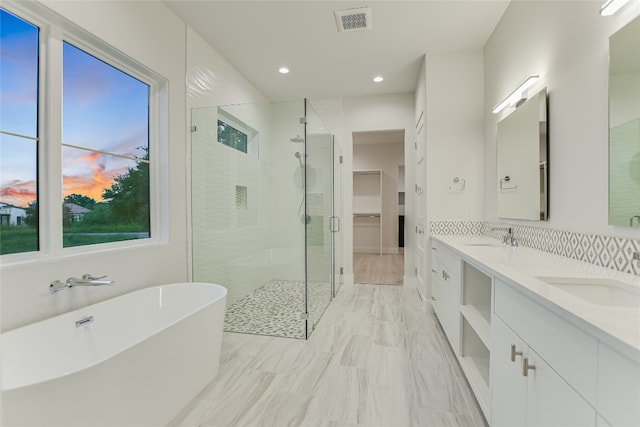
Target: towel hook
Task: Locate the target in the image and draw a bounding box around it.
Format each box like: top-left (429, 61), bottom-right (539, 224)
top-left (448, 177), bottom-right (466, 192)
top-left (500, 176), bottom-right (518, 191)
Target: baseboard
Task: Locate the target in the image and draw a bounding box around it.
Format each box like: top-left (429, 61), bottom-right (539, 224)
top-left (342, 273), bottom-right (354, 287)
top-left (354, 247), bottom-right (402, 255)
top-left (403, 275), bottom-right (416, 288)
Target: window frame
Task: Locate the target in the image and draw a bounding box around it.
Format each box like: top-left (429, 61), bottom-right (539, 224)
top-left (1, 2), bottom-right (168, 263)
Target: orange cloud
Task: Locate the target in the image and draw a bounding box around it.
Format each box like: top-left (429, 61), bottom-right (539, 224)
top-left (63, 150), bottom-right (127, 201)
top-left (63, 172), bottom-right (119, 202)
top-left (0, 180), bottom-right (37, 208)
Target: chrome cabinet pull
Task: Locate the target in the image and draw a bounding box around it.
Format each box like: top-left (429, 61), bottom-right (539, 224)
top-left (510, 344), bottom-right (523, 362)
top-left (442, 271), bottom-right (450, 281)
top-left (522, 357), bottom-right (536, 376)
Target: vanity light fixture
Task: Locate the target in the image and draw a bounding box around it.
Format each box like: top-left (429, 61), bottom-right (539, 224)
top-left (373, 76), bottom-right (384, 83)
top-left (600, 0), bottom-right (630, 16)
top-left (492, 75), bottom-right (540, 114)
top-left (278, 67), bottom-right (290, 74)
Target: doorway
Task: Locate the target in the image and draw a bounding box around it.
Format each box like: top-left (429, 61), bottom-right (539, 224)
top-left (352, 130), bottom-right (405, 285)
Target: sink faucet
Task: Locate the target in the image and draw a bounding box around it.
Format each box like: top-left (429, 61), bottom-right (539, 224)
top-left (502, 227), bottom-right (518, 247)
top-left (50, 274), bottom-right (115, 292)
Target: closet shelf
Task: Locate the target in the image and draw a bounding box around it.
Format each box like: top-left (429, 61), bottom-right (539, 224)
top-left (353, 170), bottom-right (382, 255)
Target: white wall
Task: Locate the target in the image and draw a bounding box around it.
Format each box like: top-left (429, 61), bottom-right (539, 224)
top-left (415, 51), bottom-right (485, 302)
top-left (342, 94), bottom-right (416, 283)
top-left (425, 51), bottom-right (485, 223)
top-left (0, 1), bottom-right (188, 332)
top-left (484, 0), bottom-right (640, 238)
top-left (353, 142), bottom-right (405, 253)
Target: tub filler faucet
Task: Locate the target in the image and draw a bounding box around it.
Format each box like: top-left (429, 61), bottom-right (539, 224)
top-left (50, 274), bottom-right (115, 292)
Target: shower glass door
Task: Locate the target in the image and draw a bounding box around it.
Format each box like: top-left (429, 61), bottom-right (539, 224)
top-left (304, 100), bottom-right (334, 337)
top-left (191, 100), bottom-right (308, 339)
top-left (190, 99), bottom-right (338, 340)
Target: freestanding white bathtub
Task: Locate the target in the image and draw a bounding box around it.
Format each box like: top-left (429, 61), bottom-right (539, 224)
top-left (1, 282), bottom-right (227, 426)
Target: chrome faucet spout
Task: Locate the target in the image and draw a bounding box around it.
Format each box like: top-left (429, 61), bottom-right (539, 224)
top-left (67, 276), bottom-right (115, 287)
top-left (50, 274), bottom-right (114, 292)
top-left (502, 227), bottom-right (518, 247)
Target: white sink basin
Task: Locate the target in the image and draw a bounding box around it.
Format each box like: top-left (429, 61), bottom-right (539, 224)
top-left (463, 241), bottom-right (502, 247)
top-left (536, 276), bottom-right (640, 308)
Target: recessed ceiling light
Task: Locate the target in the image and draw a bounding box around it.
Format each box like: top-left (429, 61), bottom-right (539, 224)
top-left (373, 76), bottom-right (384, 83)
top-left (278, 67), bottom-right (290, 74)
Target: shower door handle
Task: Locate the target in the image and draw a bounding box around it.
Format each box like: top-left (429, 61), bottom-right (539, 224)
top-left (330, 216), bottom-right (341, 232)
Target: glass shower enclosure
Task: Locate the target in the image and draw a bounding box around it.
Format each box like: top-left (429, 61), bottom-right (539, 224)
top-left (190, 99), bottom-right (341, 339)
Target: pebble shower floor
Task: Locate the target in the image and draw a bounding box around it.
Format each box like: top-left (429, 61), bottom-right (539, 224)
top-left (223, 280), bottom-right (332, 339)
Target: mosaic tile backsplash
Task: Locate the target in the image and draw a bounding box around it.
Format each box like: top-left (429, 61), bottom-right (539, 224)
top-left (429, 220), bottom-right (640, 276)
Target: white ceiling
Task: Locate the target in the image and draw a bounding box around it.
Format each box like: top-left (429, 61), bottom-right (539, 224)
top-left (164, 1), bottom-right (510, 102)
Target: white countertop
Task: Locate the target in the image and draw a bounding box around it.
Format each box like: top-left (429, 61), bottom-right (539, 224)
top-left (432, 235), bottom-right (640, 359)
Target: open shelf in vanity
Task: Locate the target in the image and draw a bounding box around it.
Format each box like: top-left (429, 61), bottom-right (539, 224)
top-left (459, 260), bottom-right (493, 418)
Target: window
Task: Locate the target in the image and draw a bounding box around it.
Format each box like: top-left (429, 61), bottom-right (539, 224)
top-left (0, 9), bottom-right (39, 255)
top-left (0, 5), bottom-right (161, 257)
top-left (217, 108), bottom-right (259, 158)
top-left (218, 120), bottom-right (248, 153)
top-left (62, 42), bottom-right (150, 247)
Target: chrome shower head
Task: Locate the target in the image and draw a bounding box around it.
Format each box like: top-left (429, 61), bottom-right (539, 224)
top-left (290, 135), bottom-right (304, 143)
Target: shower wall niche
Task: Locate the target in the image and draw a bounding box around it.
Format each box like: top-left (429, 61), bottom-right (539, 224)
top-left (190, 99), bottom-right (341, 339)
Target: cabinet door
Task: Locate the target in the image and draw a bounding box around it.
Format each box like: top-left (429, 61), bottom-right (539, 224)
top-left (525, 348), bottom-right (596, 427)
top-left (439, 264), bottom-right (460, 354)
top-left (431, 257), bottom-right (441, 314)
top-left (597, 343), bottom-right (640, 427)
top-left (491, 315), bottom-right (527, 427)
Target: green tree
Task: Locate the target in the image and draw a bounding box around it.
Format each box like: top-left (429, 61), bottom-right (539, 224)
top-left (64, 194), bottom-right (97, 209)
top-left (25, 200), bottom-right (38, 227)
top-left (81, 203), bottom-right (111, 226)
top-left (102, 150), bottom-right (149, 228)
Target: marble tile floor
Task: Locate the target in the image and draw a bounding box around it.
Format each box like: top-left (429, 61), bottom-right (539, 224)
top-left (224, 280), bottom-right (332, 339)
top-left (169, 284), bottom-right (487, 427)
top-left (353, 254), bottom-right (404, 285)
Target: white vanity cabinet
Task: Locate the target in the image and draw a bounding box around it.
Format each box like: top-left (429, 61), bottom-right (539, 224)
top-left (430, 241), bottom-right (461, 355)
top-left (491, 314), bottom-right (596, 427)
top-left (596, 343), bottom-right (640, 427)
top-left (429, 237), bottom-right (640, 427)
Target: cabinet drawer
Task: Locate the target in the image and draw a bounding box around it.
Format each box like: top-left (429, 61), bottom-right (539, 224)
top-left (597, 343), bottom-right (640, 427)
top-left (494, 279), bottom-right (598, 405)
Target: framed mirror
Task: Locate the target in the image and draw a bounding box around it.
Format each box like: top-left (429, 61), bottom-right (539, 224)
top-left (609, 15), bottom-right (640, 228)
top-left (497, 88), bottom-right (549, 221)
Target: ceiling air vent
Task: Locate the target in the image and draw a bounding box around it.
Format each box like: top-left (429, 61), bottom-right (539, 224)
top-left (334, 7), bottom-right (372, 32)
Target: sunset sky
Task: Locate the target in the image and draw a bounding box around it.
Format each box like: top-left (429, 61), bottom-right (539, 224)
top-left (1, 8), bottom-right (149, 208)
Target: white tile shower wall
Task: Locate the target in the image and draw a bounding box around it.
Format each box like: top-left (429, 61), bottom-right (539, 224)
top-left (191, 104), bottom-right (275, 306)
top-left (186, 28), bottom-right (274, 307)
top-left (267, 101), bottom-right (306, 282)
top-left (483, 222), bottom-right (640, 276)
